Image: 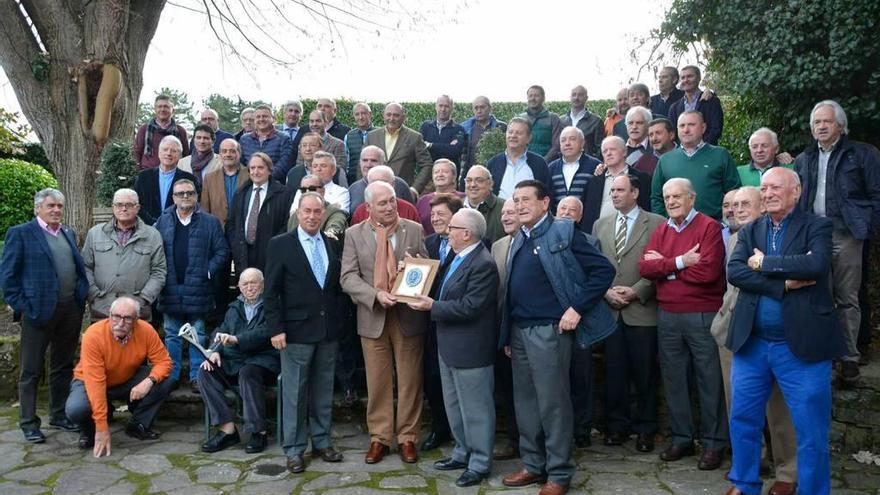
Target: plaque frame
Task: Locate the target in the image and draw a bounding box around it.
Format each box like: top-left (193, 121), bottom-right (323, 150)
top-left (391, 256), bottom-right (441, 303)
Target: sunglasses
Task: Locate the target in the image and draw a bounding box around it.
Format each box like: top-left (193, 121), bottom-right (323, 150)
top-left (299, 186), bottom-right (324, 193)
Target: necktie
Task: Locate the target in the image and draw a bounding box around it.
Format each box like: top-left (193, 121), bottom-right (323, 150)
top-left (310, 236), bottom-right (326, 288)
top-left (246, 186), bottom-right (261, 244)
top-left (439, 255), bottom-right (464, 298)
top-left (615, 215), bottom-right (627, 261)
top-left (439, 236), bottom-right (449, 261)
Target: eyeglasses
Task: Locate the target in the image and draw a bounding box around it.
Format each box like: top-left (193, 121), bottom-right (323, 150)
top-left (464, 177), bottom-right (489, 184)
top-left (447, 225), bottom-right (468, 231)
top-left (109, 313), bottom-right (136, 324)
top-left (299, 186), bottom-right (323, 193)
top-left (173, 190), bottom-right (197, 198)
top-left (113, 202), bottom-right (138, 209)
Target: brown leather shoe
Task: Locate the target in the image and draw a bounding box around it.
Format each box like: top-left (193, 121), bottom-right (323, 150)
top-left (723, 487), bottom-right (744, 495)
top-left (697, 448), bottom-right (724, 470)
top-left (768, 481), bottom-right (797, 495)
top-left (398, 441), bottom-right (418, 463)
top-left (364, 442), bottom-right (389, 464)
top-left (539, 480), bottom-right (569, 495)
top-left (502, 468), bottom-right (547, 487)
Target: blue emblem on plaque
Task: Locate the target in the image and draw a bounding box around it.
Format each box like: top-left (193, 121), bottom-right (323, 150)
top-left (405, 268), bottom-right (423, 287)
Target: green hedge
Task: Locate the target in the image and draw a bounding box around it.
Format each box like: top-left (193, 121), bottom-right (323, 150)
top-left (0, 158), bottom-right (59, 239)
top-left (96, 140), bottom-right (139, 207)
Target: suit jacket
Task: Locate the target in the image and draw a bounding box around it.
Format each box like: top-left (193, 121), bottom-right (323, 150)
top-left (592, 208), bottom-right (665, 326)
top-left (226, 179), bottom-right (294, 273)
top-left (710, 232), bottom-right (740, 346)
top-left (366, 126), bottom-right (433, 192)
top-left (294, 133), bottom-right (348, 174)
top-left (668, 93), bottom-right (724, 145)
top-left (581, 167), bottom-right (652, 233)
top-left (200, 166), bottom-right (250, 229)
top-left (263, 230), bottom-right (345, 344)
top-left (727, 208), bottom-right (847, 362)
top-left (1, 220), bottom-right (88, 325)
top-left (348, 177), bottom-right (414, 214)
top-left (340, 218), bottom-right (429, 338)
top-left (177, 154), bottom-right (222, 182)
top-left (134, 167), bottom-right (199, 225)
top-left (430, 244), bottom-right (499, 368)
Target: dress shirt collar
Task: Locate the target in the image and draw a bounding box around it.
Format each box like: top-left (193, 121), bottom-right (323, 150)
top-left (36, 216), bottom-right (61, 236)
top-left (666, 207), bottom-right (698, 232)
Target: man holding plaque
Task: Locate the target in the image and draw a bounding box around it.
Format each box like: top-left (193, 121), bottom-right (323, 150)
top-left (341, 181), bottom-right (429, 465)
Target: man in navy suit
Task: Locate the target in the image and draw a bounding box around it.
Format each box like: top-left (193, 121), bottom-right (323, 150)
top-left (724, 168), bottom-right (846, 495)
top-left (1, 188), bottom-right (88, 443)
top-left (409, 208), bottom-right (499, 487)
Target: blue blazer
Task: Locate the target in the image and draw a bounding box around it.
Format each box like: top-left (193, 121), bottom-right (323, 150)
top-left (486, 151), bottom-right (551, 196)
top-left (1, 219), bottom-right (88, 325)
top-left (726, 208), bottom-right (847, 362)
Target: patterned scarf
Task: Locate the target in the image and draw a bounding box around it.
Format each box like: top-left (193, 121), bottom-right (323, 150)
top-left (370, 216), bottom-right (400, 292)
top-left (190, 150), bottom-right (214, 180)
top-left (144, 117), bottom-right (183, 157)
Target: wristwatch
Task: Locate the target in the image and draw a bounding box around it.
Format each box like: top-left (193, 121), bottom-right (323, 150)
top-left (147, 376), bottom-right (158, 385)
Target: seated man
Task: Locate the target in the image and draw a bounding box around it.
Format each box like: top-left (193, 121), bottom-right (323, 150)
top-left (199, 268), bottom-right (280, 454)
top-left (65, 296), bottom-right (174, 457)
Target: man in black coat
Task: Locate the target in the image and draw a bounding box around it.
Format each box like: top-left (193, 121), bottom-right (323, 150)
top-left (264, 192), bottom-right (346, 474)
top-left (581, 136), bottom-right (652, 233)
top-left (134, 135), bottom-right (198, 225)
top-left (226, 152), bottom-right (293, 274)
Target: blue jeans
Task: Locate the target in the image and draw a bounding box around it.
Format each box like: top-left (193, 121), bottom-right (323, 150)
top-left (729, 336), bottom-right (832, 495)
top-left (163, 315), bottom-right (206, 381)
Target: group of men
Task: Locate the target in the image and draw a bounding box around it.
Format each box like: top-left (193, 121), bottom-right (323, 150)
top-left (3, 65), bottom-right (879, 495)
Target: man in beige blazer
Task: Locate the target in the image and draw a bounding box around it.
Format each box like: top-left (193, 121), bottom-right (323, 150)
top-left (710, 186), bottom-right (797, 495)
top-left (366, 103), bottom-right (433, 193)
top-left (178, 124), bottom-right (222, 182)
top-left (200, 138), bottom-right (249, 229)
top-left (340, 181), bottom-right (428, 465)
top-left (592, 174), bottom-right (665, 452)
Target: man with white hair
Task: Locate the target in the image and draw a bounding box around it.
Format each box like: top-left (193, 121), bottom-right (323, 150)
top-left (416, 159), bottom-right (465, 234)
top-left (737, 128), bottom-right (793, 186)
top-left (794, 100), bottom-right (880, 380)
top-left (548, 126), bottom-right (600, 215)
top-left (234, 107), bottom-right (256, 141)
top-left (350, 165), bottom-right (421, 224)
top-left (556, 196), bottom-right (584, 223)
top-left (133, 135), bottom-right (198, 225)
top-left (134, 94), bottom-right (190, 170)
top-left (348, 145), bottom-right (415, 214)
top-left (624, 106), bottom-right (659, 176)
top-left (82, 188), bottom-right (166, 320)
top-left (290, 151), bottom-right (350, 213)
top-left (462, 165), bottom-right (505, 242)
top-left (460, 96), bottom-right (507, 182)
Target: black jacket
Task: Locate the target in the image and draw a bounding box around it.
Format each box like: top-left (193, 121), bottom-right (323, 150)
top-left (134, 167), bottom-right (199, 225)
top-left (581, 166), bottom-right (652, 234)
top-left (212, 297), bottom-right (280, 376)
top-left (226, 179), bottom-right (294, 273)
top-left (668, 93), bottom-right (724, 145)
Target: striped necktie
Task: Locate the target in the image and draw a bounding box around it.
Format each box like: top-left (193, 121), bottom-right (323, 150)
top-left (615, 215), bottom-right (627, 261)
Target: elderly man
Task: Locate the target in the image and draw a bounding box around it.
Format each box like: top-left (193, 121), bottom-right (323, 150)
top-left (650, 67), bottom-right (685, 118)
top-left (234, 107), bottom-right (256, 141)
top-left (344, 103), bottom-right (375, 183)
top-left (460, 96), bottom-right (507, 183)
top-left (582, 136), bottom-right (652, 233)
top-left (299, 110), bottom-right (348, 170)
top-left (486, 117), bottom-right (551, 199)
top-left (1, 188), bottom-right (88, 442)
top-left (265, 193), bottom-right (347, 472)
top-left (155, 179), bottom-right (230, 391)
top-left (738, 128), bottom-right (793, 186)
top-left (317, 97), bottom-right (351, 140)
top-left (724, 168), bottom-right (847, 495)
top-left (366, 103), bottom-right (434, 192)
top-left (192, 108), bottom-right (234, 154)
top-left (651, 110), bottom-right (741, 219)
top-left (416, 159), bottom-right (466, 235)
top-left (648, 118), bottom-right (678, 157)
top-left (287, 174), bottom-right (349, 237)
top-left (409, 208), bottom-right (499, 487)
top-left (560, 85), bottom-right (603, 158)
top-left (613, 83), bottom-right (662, 140)
top-left (199, 268), bottom-right (279, 454)
top-left (794, 101), bottom-right (880, 379)
top-left (604, 88), bottom-right (630, 138)
top-left (350, 165), bottom-right (421, 224)
top-left (639, 178), bottom-right (728, 470)
top-left (201, 138), bottom-right (250, 228)
top-left (239, 104), bottom-right (295, 183)
top-left (593, 175), bottom-right (665, 452)
top-left (556, 196), bottom-right (584, 223)
top-left (420, 95), bottom-right (467, 168)
top-left (341, 181), bottom-right (429, 464)
top-left (286, 132), bottom-right (349, 188)
top-left (134, 94), bottom-right (189, 170)
top-left (179, 124), bottom-right (222, 184)
top-left (500, 180), bottom-right (615, 495)
top-left (348, 145), bottom-right (415, 214)
top-left (134, 135), bottom-right (198, 225)
top-left (462, 165), bottom-right (505, 243)
top-left (668, 66), bottom-right (724, 144)
top-left (290, 151), bottom-right (349, 212)
top-left (276, 100), bottom-right (305, 164)
top-left (519, 85), bottom-right (562, 162)
top-left (227, 152), bottom-right (293, 274)
top-left (548, 126), bottom-right (600, 214)
top-left (82, 188), bottom-right (166, 320)
top-left (65, 296), bottom-right (174, 456)
top-left (623, 106), bottom-right (659, 176)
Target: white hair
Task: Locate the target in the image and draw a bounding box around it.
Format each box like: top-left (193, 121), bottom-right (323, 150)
top-left (749, 127), bottom-right (779, 147)
top-left (455, 208), bottom-right (487, 239)
top-left (364, 180), bottom-right (396, 204)
top-left (159, 135), bottom-right (183, 153)
top-left (367, 165), bottom-right (395, 184)
top-left (113, 188), bottom-right (139, 204)
top-left (34, 188), bottom-right (64, 210)
top-left (663, 177), bottom-right (696, 198)
top-left (810, 100), bottom-right (848, 134)
top-left (110, 296), bottom-right (141, 317)
top-left (625, 106), bottom-right (652, 125)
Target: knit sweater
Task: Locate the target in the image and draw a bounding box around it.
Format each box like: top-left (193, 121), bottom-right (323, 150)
top-left (73, 319), bottom-right (172, 431)
top-left (650, 144), bottom-right (741, 220)
top-left (638, 211), bottom-right (725, 313)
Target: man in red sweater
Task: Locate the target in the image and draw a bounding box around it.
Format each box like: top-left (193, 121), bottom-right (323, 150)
top-left (639, 177), bottom-right (729, 471)
top-left (65, 296), bottom-right (174, 457)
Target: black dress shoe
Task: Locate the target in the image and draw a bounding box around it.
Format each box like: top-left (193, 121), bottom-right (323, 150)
top-left (604, 431), bottom-right (628, 446)
top-left (22, 428), bottom-right (45, 444)
top-left (202, 429), bottom-right (240, 453)
top-left (125, 421), bottom-right (161, 441)
top-left (434, 457), bottom-right (468, 471)
top-left (636, 434), bottom-right (655, 453)
top-left (245, 431), bottom-right (266, 453)
top-left (287, 454), bottom-right (306, 473)
top-left (455, 469), bottom-right (488, 487)
top-left (49, 418), bottom-right (81, 432)
top-left (420, 431), bottom-right (451, 451)
top-left (78, 431), bottom-right (95, 450)
top-left (312, 446), bottom-right (344, 462)
top-left (659, 442), bottom-right (695, 462)
top-left (698, 448), bottom-right (724, 470)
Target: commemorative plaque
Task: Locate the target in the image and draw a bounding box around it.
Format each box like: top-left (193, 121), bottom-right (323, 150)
top-left (392, 257), bottom-right (441, 303)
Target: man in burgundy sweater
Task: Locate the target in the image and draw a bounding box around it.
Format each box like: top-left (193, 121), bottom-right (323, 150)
top-left (639, 177), bottom-right (729, 471)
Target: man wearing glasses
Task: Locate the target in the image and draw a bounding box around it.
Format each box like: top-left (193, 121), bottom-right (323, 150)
top-left (65, 296), bottom-right (174, 457)
top-left (81, 188), bottom-right (167, 321)
top-left (287, 174), bottom-right (349, 238)
top-left (462, 165), bottom-right (505, 243)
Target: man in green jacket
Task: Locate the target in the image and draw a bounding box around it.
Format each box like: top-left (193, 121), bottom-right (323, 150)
top-left (737, 127), bottom-right (793, 186)
top-left (520, 85), bottom-right (562, 163)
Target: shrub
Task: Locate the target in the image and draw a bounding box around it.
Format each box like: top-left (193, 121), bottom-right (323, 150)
top-left (475, 128), bottom-right (507, 166)
top-left (96, 139), bottom-right (138, 206)
top-left (0, 158), bottom-right (59, 239)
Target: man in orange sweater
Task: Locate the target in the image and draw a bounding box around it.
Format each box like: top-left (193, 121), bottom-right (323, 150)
top-left (65, 296), bottom-right (173, 457)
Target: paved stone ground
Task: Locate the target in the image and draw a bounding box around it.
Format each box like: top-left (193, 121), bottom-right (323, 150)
top-left (1, 402), bottom-right (878, 495)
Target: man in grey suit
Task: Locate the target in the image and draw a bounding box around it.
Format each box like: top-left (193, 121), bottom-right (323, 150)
top-left (592, 175), bottom-right (665, 452)
top-left (408, 208), bottom-right (499, 487)
top-left (366, 103), bottom-right (434, 192)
